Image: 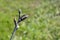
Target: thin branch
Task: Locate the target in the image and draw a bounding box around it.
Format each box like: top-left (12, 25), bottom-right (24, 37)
top-left (17, 15), bottom-right (28, 23)
top-left (18, 9), bottom-right (22, 19)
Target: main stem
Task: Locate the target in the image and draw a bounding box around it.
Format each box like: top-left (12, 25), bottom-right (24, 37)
top-left (10, 26), bottom-right (18, 40)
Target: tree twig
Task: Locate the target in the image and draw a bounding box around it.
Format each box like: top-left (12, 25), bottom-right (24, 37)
top-left (10, 9), bottom-right (28, 40)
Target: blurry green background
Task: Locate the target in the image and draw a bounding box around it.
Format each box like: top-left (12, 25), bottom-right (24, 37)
top-left (0, 0), bottom-right (60, 40)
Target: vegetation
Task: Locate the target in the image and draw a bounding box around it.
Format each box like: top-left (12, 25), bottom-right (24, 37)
top-left (0, 0), bottom-right (60, 40)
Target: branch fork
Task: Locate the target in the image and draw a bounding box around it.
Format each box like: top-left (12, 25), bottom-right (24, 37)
top-left (10, 9), bottom-right (28, 40)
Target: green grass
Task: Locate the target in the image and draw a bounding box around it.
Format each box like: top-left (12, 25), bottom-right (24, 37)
top-left (0, 0), bottom-right (60, 40)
